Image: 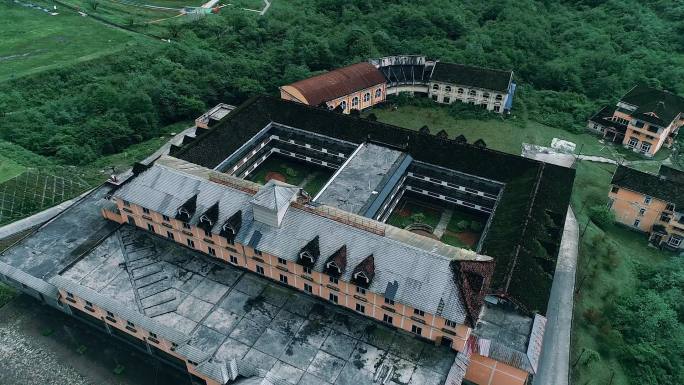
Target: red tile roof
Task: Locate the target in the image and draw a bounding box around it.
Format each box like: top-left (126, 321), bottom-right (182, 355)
top-left (284, 62), bottom-right (386, 106)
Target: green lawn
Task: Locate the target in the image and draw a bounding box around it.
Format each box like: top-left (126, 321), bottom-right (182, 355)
top-left (0, 156), bottom-right (26, 183)
top-left (569, 161), bottom-right (673, 385)
top-left (367, 104), bottom-right (648, 160)
top-left (247, 155), bottom-right (334, 196)
top-left (138, 0), bottom-right (206, 8)
top-left (386, 197), bottom-right (443, 229)
top-left (0, 2), bottom-right (141, 81)
top-left (302, 171), bottom-right (330, 197)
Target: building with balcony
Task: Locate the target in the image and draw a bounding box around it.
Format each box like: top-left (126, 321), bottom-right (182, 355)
top-left (0, 96), bottom-right (574, 385)
top-left (608, 164), bottom-right (684, 250)
top-left (587, 84), bottom-right (684, 157)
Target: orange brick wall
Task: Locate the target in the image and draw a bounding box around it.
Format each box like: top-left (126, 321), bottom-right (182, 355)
top-left (465, 354), bottom-right (529, 385)
top-left (608, 186), bottom-right (667, 231)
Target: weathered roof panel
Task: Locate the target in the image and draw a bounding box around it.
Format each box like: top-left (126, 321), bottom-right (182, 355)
top-left (283, 62), bottom-right (386, 106)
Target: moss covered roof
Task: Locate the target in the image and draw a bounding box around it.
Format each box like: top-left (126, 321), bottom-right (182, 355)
top-left (173, 96), bottom-right (575, 314)
top-left (611, 165), bottom-right (684, 208)
top-left (431, 62), bottom-right (513, 92)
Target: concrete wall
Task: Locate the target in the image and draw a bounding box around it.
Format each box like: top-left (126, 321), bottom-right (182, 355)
top-left (465, 354), bottom-right (528, 385)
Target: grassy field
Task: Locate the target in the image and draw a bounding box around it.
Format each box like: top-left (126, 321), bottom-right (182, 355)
top-left (568, 161), bottom-right (674, 385)
top-left (0, 156), bottom-right (26, 183)
top-left (367, 104), bottom-right (671, 162)
top-left (0, 1), bottom-right (142, 81)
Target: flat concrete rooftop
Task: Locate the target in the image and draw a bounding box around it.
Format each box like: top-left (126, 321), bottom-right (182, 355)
top-left (0, 186), bottom-right (117, 280)
top-left (60, 224), bottom-right (455, 385)
top-left (315, 143), bottom-right (406, 215)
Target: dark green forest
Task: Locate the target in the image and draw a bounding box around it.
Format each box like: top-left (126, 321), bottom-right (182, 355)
top-left (2, 0), bottom-right (684, 164)
top-left (1, 1), bottom-right (684, 383)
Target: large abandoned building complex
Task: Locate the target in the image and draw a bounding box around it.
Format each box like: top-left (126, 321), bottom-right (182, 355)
top-left (0, 96), bottom-right (573, 385)
top-left (608, 164), bottom-right (684, 250)
top-left (281, 55), bottom-right (516, 114)
top-left (587, 84), bottom-right (684, 157)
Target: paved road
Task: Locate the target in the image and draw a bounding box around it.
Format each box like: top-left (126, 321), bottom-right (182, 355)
top-left (533, 208), bottom-right (579, 385)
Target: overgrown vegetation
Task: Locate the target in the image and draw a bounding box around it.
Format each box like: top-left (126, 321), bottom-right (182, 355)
top-left (2, 1), bottom-right (684, 383)
top-left (3, 0), bottom-right (684, 167)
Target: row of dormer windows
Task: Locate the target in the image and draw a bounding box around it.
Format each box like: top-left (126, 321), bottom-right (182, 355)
top-left (116, 201), bottom-right (465, 335)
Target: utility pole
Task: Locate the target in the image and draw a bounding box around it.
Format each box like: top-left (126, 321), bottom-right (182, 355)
top-left (572, 348), bottom-right (586, 368)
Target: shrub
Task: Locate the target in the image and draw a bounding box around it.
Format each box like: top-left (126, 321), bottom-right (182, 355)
top-left (456, 220), bottom-right (470, 231)
top-left (285, 167), bottom-right (297, 177)
top-left (470, 220), bottom-right (484, 232)
top-left (410, 212), bottom-right (426, 223)
top-left (589, 205), bottom-right (614, 229)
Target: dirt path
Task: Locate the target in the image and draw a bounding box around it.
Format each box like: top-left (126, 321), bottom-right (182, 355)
top-left (433, 208), bottom-right (453, 238)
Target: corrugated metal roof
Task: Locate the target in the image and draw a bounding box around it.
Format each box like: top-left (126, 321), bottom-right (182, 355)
top-left (176, 343), bottom-right (212, 364)
top-left (283, 62), bottom-right (386, 106)
top-left (49, 275), bottom-right (190, 345)
top-left (250, 180), bottom-right (299, 211)
top-left (0, 261), bottom-right (60, 297)
top-left (111, 161), bottom-right (490, 324)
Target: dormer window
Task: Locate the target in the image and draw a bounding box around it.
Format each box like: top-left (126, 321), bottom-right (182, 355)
top-left (326, 261), bottom-right (341, 275)
top-left (177, 207), bottom-right (190, 220)
top-left (222, 223), bottom-right (236, 236)
top-left (351, 255), bottom-right (375, 288)
top-left (300, 251), bottom-right (314, 264)
top-left (353, 271), bottom-right (369, 285)
top-left (199, 215), bottom-right (213, 226)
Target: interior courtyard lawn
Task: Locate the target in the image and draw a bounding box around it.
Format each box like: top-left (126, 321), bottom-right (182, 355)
top-left (386, 196), bottom-right (443, 229)
top-left (246, 155), bottom-right (333, 197)
top-left (442, 208), bottom-right (486, 249)
top-left (0, 1), bottom-right (144, 82)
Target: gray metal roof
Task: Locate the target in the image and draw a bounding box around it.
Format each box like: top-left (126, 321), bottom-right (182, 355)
top-left (0, 261), bottom-right (60, 297)
top-left (112, 159), bottom-right (480, 323)
top-left (50, 275), bottom-right (190, 345)
top-left (175, 343), bottom-right (212, 363)
top-left (315, 143), bottom-right (405, 214)
top-left (115, 162), bottom-right (254, 233)
top-left (250, 180), bottom-right (299, 211)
